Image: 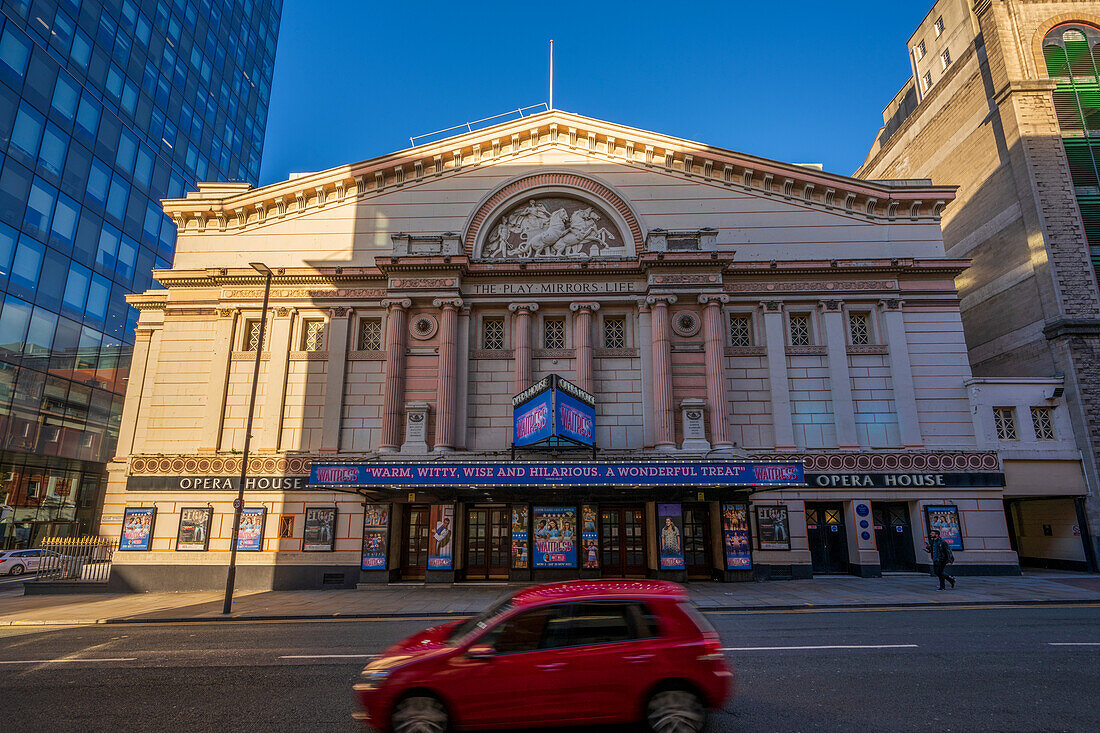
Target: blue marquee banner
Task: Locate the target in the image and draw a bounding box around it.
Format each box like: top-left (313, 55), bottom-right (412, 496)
top-left (309, 461), bottom-right (804, 488)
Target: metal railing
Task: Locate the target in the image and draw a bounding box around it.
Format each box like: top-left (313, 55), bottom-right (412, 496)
top-left (409, 104), bottom-right (550, 147)
top-left (32, 537), bottom-right (118, 583)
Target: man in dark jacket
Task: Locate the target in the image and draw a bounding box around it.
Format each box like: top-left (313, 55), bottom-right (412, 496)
top-left (926, 530), bottom-right (956, 590)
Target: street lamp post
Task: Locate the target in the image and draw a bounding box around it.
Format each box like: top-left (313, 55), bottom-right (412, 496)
top-left (222, 262), bottom-right (272, 615)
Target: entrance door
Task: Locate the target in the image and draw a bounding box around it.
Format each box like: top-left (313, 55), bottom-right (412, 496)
top-left (465, 506), bottom-right (510, 580)
top-left (873, 502), bottom-right (917, 572)
top-left (806, 502), bottom-right (849, 574)
top-left (401, 504), bottom-right (430, 579)
top-left (682, 504), bottom-right (712, 579)
top-left (600, 506), bottom-right (646, 577)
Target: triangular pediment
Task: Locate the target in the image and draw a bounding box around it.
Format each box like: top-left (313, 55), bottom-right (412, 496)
top-left (163, 110), bottom-right (955, 236)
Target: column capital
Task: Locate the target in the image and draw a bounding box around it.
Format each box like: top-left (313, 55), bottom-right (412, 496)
top-left (569, 301), bottom-right (601, 313)
top-left (760, 300), bottom-right (784, 313)
top-left (382, 298), bottom-right (412, 310)
top-left (216, 307), bottom-right (237, 319)
top-left (432, 297), bottom-right (464, 310)
top-left (328, 306), bottom-right (353, 318)
top-left (879, 298), bottom-right (903, 311)
top-left (459, 305), bottom-right (471, 317)
top-left (818, 299), bottom-right (843, 312)
top-left (273, 306), bottom-right (293, 318)
top-left (646, 295), bottom-right (678, 307)
top-left (698, 294), bottom-right (730, 307)
top-left (508, 302), bottom-right (539, 314)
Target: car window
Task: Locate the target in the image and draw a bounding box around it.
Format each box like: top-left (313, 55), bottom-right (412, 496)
top-left (556, 601), bottom-right (648, 648)
top-left (678, 602), bottom-right (717, 635)
top-left (484, 605), bottom-right (565, 654)
top-left (448, 597), bottom-right (514, 646)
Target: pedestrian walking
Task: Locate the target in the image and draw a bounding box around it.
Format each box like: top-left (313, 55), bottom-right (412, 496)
top-left (925, 529), bottom-right (956, 590)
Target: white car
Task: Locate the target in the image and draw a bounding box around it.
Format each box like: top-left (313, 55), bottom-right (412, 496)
top-left (0, 549), bottom-right (66, 576)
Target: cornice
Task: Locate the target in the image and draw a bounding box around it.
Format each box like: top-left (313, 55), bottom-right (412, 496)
top-left (162, 111), bottom-right (957, 237)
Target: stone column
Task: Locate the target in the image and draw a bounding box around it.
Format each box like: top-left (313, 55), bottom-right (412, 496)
top-left (638, 302), bottom-right (654, 447)
top-left (455, 306), bottom-right (471, 450)
top-left (648, 295), bottom-right (677, 451)
top-left (379, 298), bottom-right (411, 453)
top-left (762, 301), bottom-right (796, 450)
top-left (433, 298), bottom-right (462, 452)
top-left (117, 326), bottom-right (157, 456)
top-left (320, 306), bottom-right (352, 453)
top-left (257, 307), bottom-right (294, 452)
top-left (819, 300), bottom-right (859, 450)
top-left (879, 299), bottom-right (923, 447)
top-left (197, 309), bottom-right (236, 453)
top-left (700, 294), bottom-right (732, 449)
top-left (509, 303), bottom-right (539, 393)
top-left (570, 302), bottom-right (599, 394)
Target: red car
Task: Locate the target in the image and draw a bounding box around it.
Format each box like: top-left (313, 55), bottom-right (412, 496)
top-left (353, 580), bottom-right (732, 733)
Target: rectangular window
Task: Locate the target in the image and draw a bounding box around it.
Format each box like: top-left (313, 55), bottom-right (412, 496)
top-left (244, 319), bottom-right (265, 351)
top-left (1030, 407), bottom-right (1056, 441)
top-left (543, 318), bottom-right (565, 349)
top-left (357, 318), bottom-right (381, 351)
top-left (924, 71), bottom-right (933, 90)
top-left (935, 16), bottom-right (945, 36)
top-left (941, 49), bottom-right (952, 69)
top-left (482, 317), bottom-right (505, 350)
top-left (603, 316), bottom-right (626, 349)
top-left (848, 312), bottom-right (872, 345)
top-left (993, 407), bottom-right (1018, 441)
top-left (788, 313), bottom-right (813, 346)
top-left (26, 480), bottom-right (40, 499)
top-left (278, 515), bottom-right (294, 539)
top-left (729, 313), bottom-right (753, 347)
top-left (916, 40), bottom-right (926, 59)
top-left (302, 320), bottom-right (325, 351)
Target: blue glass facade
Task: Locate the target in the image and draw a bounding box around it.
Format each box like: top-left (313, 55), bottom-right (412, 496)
top-left (0, 0), bottom-right (281, 547)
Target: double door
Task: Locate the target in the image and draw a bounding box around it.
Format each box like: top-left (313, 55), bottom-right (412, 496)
top-left (600, 506), bottom-right (646, 577)
top-left (873, 502), bottom-right (917, 572)
top-left (682, 504), bottom-right (712, 578)
top-left (806, 502), bottom-right (849, 575)
top-left (465, 506), bottom-right (510, 580)
top-left (401, 504), bottom-right (430, 579)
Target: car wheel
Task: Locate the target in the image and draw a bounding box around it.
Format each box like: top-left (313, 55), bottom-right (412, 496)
top-left (391, 694), bottom-right (449, 733)
top-left (9, 564), bottom-right (24, 577)
top-left (646, 688), bottom-right (706, 733)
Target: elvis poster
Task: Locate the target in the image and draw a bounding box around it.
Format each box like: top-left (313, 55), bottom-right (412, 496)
top-left (303, 507), bottom-right (337, 551)
top-left (756, 505), bottom-right (791, 551)
top-left (176, 506), bottom-right (212, 551)
top-left (533, 506), bottom-right (577, 568)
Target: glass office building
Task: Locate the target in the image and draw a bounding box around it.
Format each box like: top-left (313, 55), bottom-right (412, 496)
top-left (0, 0), bottom-right (282, 548)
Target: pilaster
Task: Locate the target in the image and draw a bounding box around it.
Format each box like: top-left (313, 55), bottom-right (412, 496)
top-left (455, 306), bottom-right (471, 450)
top-left (509, 302), bottom-right (539, 393)
top-left (819, 300), bottom-right (859, 450)
top-left (570, 302), bottom-right (599, 394)
top-left (379, 299), bottom-right (411, 453)
top-left (117, 326), bottom-right (158, 456)
top-left (700, 294), bottom-right (732, 448)
top-left (257, 307), bottom-right (294, 452)
top-left (648, 295), bottom-right (677, 451)
top-left (433, 298), bottom-right (462, 451)
top-left (320, 306), bottom-right (352, 453)
top-left (880, 299), bottom-right (922, 448)
top-left (762, 301), bottom-right (796, 450)
top-left (198, 309), bottom-right (237, 453)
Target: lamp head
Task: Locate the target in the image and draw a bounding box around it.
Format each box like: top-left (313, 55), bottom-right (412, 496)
top-left (249, 262), bottom-right (272, 276)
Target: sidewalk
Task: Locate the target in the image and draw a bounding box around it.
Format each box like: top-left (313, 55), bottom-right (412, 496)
top-left (1, 573), bottom-right (1098, 626)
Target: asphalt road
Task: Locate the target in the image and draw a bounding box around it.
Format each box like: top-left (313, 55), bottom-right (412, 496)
top-left (1, 605), bottom-right (1098, 732)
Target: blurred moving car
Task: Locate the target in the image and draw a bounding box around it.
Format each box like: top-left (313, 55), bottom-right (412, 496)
top-left (353, 580), bottom-right (732, 733)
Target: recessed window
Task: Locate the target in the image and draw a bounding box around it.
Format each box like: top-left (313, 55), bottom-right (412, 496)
top-left (941, 49), bottom-right (952, 69)
top-left (788, 313), bottom-right (813, 346)
top-left (302, 320), bottom-right (325, 351)
top-left (278, 515), bottom-right (294, 538)
top-left (935, 16), bottom-right (944, 37)
top-left (26, 480), bottom-right (40, 498)
top-left (924, 71), bottom-right (933, 90)
top-left (993, 407), bottom-right (1018, 441)
top-left (1030, 407), bottom-right (1056, 441)
top-left (729, 313), bottom-right (754, 347)
top-left (358, 318), bottom-right (381, 351)
top-left (244, 319), bottom-right (265, 351)
top-left (482, 317), bottom-right (505, 350)
top-left (603, 316), bottom-right (626, 349)
top-left (848, 312), bottom-right (872, 345)
top-left (916, 40), bottom-right (926, 59)
top-left (543, 318), bottom-right (565, 349)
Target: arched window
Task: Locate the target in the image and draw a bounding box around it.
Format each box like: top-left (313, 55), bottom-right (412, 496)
top-left (1043, 24), bottom-right (1100, 271)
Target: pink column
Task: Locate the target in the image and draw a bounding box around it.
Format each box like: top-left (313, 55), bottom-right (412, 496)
top-left (379, 298), bottom-right (410, 453)
top-left (433, 298), bottom-right (461, 452)
top-left (700, 294), bottom-right (733, 449)
top-left (509, 303), bottom-right (538, 393)
top-left (649, 296), bottom-right (676, 450)
top-left (570, 302), bottom-right (599, 394)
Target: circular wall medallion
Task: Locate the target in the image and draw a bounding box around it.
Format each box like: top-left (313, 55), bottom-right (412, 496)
top-left (409, 314), bottom-right (438, 340)
top-left (671, 310), bottom-right (701, 337)
top-left (860, 531), bottom-right (871, 541)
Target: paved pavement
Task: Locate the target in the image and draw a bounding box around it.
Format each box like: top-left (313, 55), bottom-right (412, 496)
top-left (1, 571), bottom-right (1098, 625)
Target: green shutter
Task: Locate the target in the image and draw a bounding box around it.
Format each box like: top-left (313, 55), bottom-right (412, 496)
top-left (1065, 40), bottom-right (1098, 79)
top-left (1064, 141), bottom-right (1100, 188)
top-left (1045, 44), bottom-right (1072, 79)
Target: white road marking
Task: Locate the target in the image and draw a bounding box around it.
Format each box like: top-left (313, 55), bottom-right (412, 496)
top-left (1048, 642), bottom-right (1100, 646)
top-left (278, 653), bottom-right (380, 659)
top-left (721, 644), bottom-right (919, 651)
top-left (0, 657), bottom-right (137, 664)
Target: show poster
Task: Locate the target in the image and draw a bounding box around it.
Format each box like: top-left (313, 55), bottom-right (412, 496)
top-left (510, 505), bottom-right (529, 570)
top-left (658, 503), bottom-right (685, 570)
top-left (303, 507), bottom-right (337, 551)
top-left (721, 503), bottom-right (752, 570)
top-left (924, 505), bottom-right (964, 550)
top-left (176, 507), bottom-right (212, 551)
top-left (581, 505), bottom-right (599, 569)
top-left (533, 506), bottom-right (577, 568)
top-left (119, 507), bottom-right (155, 551)
top-left (428, 504), bottom-right (455, 569)
top-left (237, 507), bottom-right (267, 552)
top-left (361, 504), bottom-right (390, 570)
top-left (756, 505), bottom-right (791, 551)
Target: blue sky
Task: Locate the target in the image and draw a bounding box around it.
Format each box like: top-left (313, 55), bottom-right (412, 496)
top-left (258, 1), bottom-right (929, 186)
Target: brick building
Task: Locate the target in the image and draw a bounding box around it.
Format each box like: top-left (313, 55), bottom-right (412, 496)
top-left (857, 0), bottom-right (1100, 571)
top-left (104, 110), bottom-right (1019, 591)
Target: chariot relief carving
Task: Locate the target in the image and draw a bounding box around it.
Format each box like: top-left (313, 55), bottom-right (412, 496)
top-left (480, 197), bottom-right (626, 260)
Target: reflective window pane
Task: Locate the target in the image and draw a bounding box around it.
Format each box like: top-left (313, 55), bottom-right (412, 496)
top-left (0, 296), bottom-right (33, 357)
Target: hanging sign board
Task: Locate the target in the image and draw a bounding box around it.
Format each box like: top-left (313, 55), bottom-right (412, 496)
top-left (512, 375), bottom-right (596, 449)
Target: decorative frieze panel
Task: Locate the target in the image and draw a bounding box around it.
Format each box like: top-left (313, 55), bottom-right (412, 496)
top-left (129, 455), bottom-right (312, 476)
top-left (221, 288), bottom-right (387, 300)
top-left (471, 349), bottom-right (516, 359)
top-left (289, 351), bottom-right (329, 361)
top-left (723, 346), bottom-right (767, 357)
top-left (753, 452), bottom-right (1001, 472)
top-left (593, 348), bottom-right (639, 358)
top-left (725, 280), bottom-right (898, 294)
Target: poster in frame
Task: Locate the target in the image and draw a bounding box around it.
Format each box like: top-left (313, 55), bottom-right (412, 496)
top-left (510, 505), bottom-right (529, 569)
top-left (924, 505), bottom-right (964, 550)
top-left (361, 503), bottom-right (391, 570)
top-left (657, 503), bottom-right (685, 569)
top-left (533, 506), bottom-right (577, 568)
top-left (580, 504), bottom-right (599, 569)
top-left (176, 506), bottom-right (212, 551)
top-left (303, 507), bottom-right (337, 551)
top-left (428, 505), bottom-right (455, 569)
top-left (721, 503), bottom-right (753, 570)
top-left (119, 507), bottom-right (156, 551)
top-left (237, 507), bottom-right (267, 552)
top-left (755, 505), bottom-right (791, 551)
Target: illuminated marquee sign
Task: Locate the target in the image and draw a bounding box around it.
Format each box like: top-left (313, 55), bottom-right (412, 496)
top-left (512, 374), bottom-right (596, 449)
